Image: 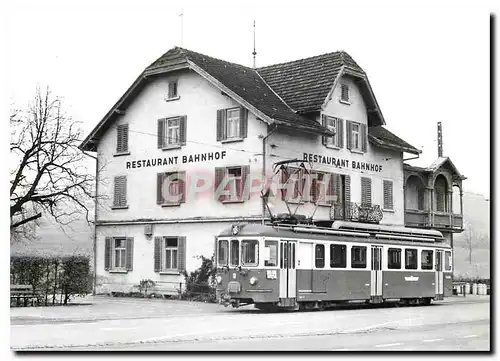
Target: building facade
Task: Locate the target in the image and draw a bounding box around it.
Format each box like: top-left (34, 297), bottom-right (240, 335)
top-left (80, 47), bottom-right (462, 295)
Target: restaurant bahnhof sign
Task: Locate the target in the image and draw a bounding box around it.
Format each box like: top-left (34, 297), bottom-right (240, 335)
top-left (125, 150), bottom-right (383, 173)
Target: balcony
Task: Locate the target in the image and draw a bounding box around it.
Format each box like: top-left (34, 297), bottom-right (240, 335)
top-left (404, 209), bottom-right (463, 232)
top-left (331, 202), bottom-right (383, 224)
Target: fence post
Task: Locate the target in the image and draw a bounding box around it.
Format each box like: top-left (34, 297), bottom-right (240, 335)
top-left (179, 282), bottom-right (182, 299)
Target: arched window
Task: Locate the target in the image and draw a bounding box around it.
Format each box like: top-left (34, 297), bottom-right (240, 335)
top-left (434, 175), bottom-right (448, 212)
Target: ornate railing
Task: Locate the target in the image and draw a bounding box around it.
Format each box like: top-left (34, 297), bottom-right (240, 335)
top-left (330, 202), bottom-right (383, 223)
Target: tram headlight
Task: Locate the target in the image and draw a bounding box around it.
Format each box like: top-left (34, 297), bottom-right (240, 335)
top-left (216, 275), bottom-right (223, 284)
top-left (249, 277), bottom-right (258, 285)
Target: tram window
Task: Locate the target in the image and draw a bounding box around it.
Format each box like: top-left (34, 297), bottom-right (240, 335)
top-left (421, 250), bottom-right (434, 270)
top-left (218, 240), bottom-right (228, 266)
top-left (315, 244), bottom-right (325, 268)
top-left (351, 246), bottom-right (367, 268)
top-left (230, 239), bottom-right (240, 266)
top-left (405, 249), bottom-right (417, 270)
top-left (388, 248), bottom-right (401, 269)
top-left (264, 241), bottom-right (278, 267)
top-left (241, 240), bottom-right (259, 266)
top-left (445, 251), bottom-right (452, 271)
top-left (330, 244), bottom-right (346, 268)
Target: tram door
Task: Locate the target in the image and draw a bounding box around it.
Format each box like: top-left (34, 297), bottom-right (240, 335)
top-left (370, 246), bottom-right (383, 302)
top-left (435, 250), bottom-right (444, 296)
top-left (279, 241), bottom-right (297, 302)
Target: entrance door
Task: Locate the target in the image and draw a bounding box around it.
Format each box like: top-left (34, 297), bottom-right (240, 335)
top-left (371, 246), bottom-right (383, 302)
top-left (279, 240), bottom-right (297, 305)
top-left (435, 250), bottom-right (444, 297)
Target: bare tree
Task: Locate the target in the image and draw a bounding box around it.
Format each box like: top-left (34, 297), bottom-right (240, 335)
top-left (10, 87), bottom-right (95, 241)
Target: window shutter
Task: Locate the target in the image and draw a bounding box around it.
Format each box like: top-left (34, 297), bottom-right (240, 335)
top-left (321, 115), bottom-right (328, 146)
top-left (105, 237), bottom-right (112, 271)
top-left (113, 176), bottom-right (127, 207)
top-left (177, 236), bottom-right (186, 272)
top-left (361, 177), bottom-right (372, 206)
top-left (333, 174), bottom-right (341, 205)
top-left (168, 82), bottom-right (175, 99)
top-left (337, 118), bottom-right (344, 148)
top-left (383, 180), bottom-right (393, 210)
top-left (178, 171), bottom-right (186, 203)
top-left (281, 169), bottom-right (288, 201)
top-left (154, 237), bottom-right (162, 272)
top-left (239, 108), bottom-right (248, 138)
top-left (214, 167), bottom-right (226, 202)
top-left (311, 173), bottom-right (318, 203)
top-left (346, 120), bottom-right (352, 150)
top-left (361, 124), bottom-right (367, 152)
top-left (116, 124), bottom-right (129, 153)
top-left (157, 173), bottom-right (165, 205)
top-left (216, 109), bottom-right (226, 141)
top-left (241, 165), bottom-right (250, 200)
top-left (326, 173), bottom-right (335, 204)
top-left (126, 237), bottom-right (134, 271)
top-left (344, 174), bottom-right (351, 205)
top-left (179, 116), bottom-right (187, 145)
top-left (157, 119), bottom-right (165, 148)
top-left (214, 236), bottom-right (218, 264)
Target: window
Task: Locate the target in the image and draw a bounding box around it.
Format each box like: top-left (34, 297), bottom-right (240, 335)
top-left (435, 188), bottom-right (446, 212)
top-left (114, 238), bottom-right (127, 269)
top-left (445, 251), bottom-right (452, 271)
top-left (315, 244), bottom-right (325, 268)
top-left (361, 177), bottom-right (372, 207)
top-left (241, 240), bottom-right (259, 266)
top-left (164, 238), bottom-right (178, 270)
top-left (340, 84), bottom-right (349, 103)
top-left (405, 249), bottom-right (418, 270)
top-left (113, 176), bottom-right (127, 208)
top-left (281, 168), bottom-right (306, 203)
top-left (157, 172), bottom-right (185, 205)
top-left (330, 244), bottom-right (346, 268)
top-left (421, 250), bottom-right (434, 270)
top-left (157, 116), bottom-right (187, 149)
top-left (347, 121), bottom-right (367, 152)
top-left (215, 166), bottom-right (249, 202)
top-left (154, 236), bottom-right (186, 272)
top-left (264, 240), bottom-right (278, 267)
top-left (383, 180), bottom-right (394, 210)
top-left (105, 237), bottom-right (133, 271)
top-left (388, 248), bottom-right (402, 269)
top-left (168, 81), bottom-right (178, 99)
top-left (230, 239), bottom-right (240, 266)
top-left (116, 124), bottom-right (129, 154)
top-left (218, 240), bottom-right (229, 266)
top-left (351, 246), bottom-right (367, 268)
top-left (216, 107), bottom-right (248, 141)
top-left (322, 116), bottom-right (344, 148)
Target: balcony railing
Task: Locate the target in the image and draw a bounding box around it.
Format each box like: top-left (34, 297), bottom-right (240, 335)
top-left (404, 209), bottom-right (463, 231)
top-left (331, 202), bottom-right (383, 223)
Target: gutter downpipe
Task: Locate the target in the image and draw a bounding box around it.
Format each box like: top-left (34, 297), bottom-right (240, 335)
top-left (262, 124), bottom-right (278, 224)
top-left (82, 150), bottom-right (98, 296)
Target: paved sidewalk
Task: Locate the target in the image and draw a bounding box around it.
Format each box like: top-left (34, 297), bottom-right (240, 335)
top-left (10, 294), bottom-right (489, 325)
top-left (10, 295), bottom-right (224, 324)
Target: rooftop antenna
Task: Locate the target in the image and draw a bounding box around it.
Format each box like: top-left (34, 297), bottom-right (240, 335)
top-left (437, 121), bottom-right (443, 157)
top-left (179, 9), bottom-right (184, 46)
top-left (252, 20), bottom-right (257, 68)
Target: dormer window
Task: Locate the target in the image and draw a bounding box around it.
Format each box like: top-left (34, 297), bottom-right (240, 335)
top-left (166, 80), bottom-right (179, 101)
top-left (340, 84), bottom-right (350, 104)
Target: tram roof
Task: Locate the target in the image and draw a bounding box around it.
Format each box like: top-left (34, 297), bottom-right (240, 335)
top-left (218, 223), bottom-right (451, 249)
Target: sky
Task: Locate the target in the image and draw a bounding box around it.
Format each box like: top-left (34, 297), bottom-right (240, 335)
top-left (3, 0), bottom-right (494, 200)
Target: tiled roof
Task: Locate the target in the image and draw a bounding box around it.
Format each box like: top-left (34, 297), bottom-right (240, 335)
top-left (368, 126), bottom-right (420, 155)
top-left (147, 47), bottom-right (331, 135)
top-left (257, 51), bottom-right (364, 113)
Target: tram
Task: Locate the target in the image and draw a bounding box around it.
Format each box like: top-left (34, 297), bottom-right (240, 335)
top-left (214, 219), bottom-right (453, 311)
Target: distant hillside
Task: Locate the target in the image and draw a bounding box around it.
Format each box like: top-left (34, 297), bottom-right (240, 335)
top-left (452, 192), bottom-right (490, 279)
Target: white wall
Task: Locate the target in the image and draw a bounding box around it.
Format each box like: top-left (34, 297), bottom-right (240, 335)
top-left (96, 70), bottom-right (268, 223)
top-left (265, 75), bottom-right (405, 225)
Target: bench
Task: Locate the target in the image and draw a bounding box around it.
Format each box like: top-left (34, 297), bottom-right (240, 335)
top-left (10, 285), bottom-right (39, 307)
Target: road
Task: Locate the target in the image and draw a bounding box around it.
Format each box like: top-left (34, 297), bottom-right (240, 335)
top-left (10, 296), bottom-right (490, 351)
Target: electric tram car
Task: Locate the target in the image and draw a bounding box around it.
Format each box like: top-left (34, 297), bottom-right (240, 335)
top-left (214, 220), bottom-right (453, 311)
